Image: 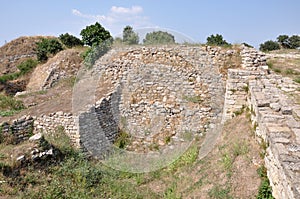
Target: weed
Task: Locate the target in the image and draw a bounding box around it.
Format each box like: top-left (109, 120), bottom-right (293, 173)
top-left (222, 153), bottom-right (233, 171)
top-left (256, 166), bottom-right (274, 199)
top-left (44, 126), bottom-right (74, 154)
top-left (0, 59), bottom-right (38, 83)
top-left (242, 85), bottom-right (249, 93)
top-left (294, 77), bottom-right (300, 84)
top-left (149, 143), bottom-right (159, 151)
top-left (114, 129), bottom-right (131, 149)
top-left (232, 141), bottom-right (249, 156)
top-left (164, 135), bottom-right (171, 144)
top-left (164, 182), bottom-right (181, 199)
top-left (183, 95), bottom-right (203, 104)
top-left (208, 185), bottom-right (233, 199)
top-left (266, 61), bottom-right (273, 69)
top-left (0, 94), bottom-right (24, 111)
top-left (273, 68), bottom-right (282, 73)
top-left (168, 144), bottom-right (199, 172)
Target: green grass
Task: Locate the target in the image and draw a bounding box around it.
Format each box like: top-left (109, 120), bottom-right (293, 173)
top-left (0, 59), bottom-right (38, 83)
top-left (183, 95), bottom-right (203, 104)
top-left (114, 129), bottom-right (131, 149)
top-left (256, 166), bottom-right (274, 199)
top-left (294, 77), bottom-right (300, 84)
top-left (0, 94), bottom-right (25, 116)
top-left (208, 185), bottom-right (233, 199)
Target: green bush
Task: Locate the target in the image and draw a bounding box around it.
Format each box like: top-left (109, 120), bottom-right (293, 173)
top-left (143, 31), bottom-right (175, 45)
top-left (59, 33), bottom-right (83, 48)
top-left (83, 41), bottom-right (111, 68)
top-left (288, 35), bottom-right (300, 49)
top-left (206, 34), bottom-right (231, 46)
top-left (80, 22), bottom-right (113, 47)
top-left (36, 38), bottom-right (63, 62)
top-left (259, 40), bottom-right (280, 52)
top-left (0, 59), bottom-right (38, 83)
top-left (122, 26), bottom-right (139, 45)
top-left (257, 166), bottom-right (274, 199)
top-left (17, 59), bottom-right (38, 75)
top-left (0, 94), bottom-right (24, 111)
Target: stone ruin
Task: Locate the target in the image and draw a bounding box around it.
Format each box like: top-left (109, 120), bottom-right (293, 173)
top-left (1, 44), bottom-right (300, 198)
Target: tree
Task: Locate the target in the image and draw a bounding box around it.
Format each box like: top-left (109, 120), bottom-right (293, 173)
top-left (80, 22), bottom-right (112, 47)
top-left (259, 40), bottom-right (280, 52)
top-left (123, 26), bottom-right (139, 45)
top-left (59, 33), bottom-right (83, 48)
top-left (277, 35), bottom-right (289, 48)
top-left (206, 34), bottom-right (231, 46)
top-left (143, 31), bottom-right (175, 45)
top-left (288, 35), bottom-right (300, 49)
top-left (36, 38), bottom-right (63, 62)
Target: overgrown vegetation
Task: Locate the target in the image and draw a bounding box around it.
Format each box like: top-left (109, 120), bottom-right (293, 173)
top-left (259, 40), bottom-right (280, 52)
top-left (0, 94), bottom-right (24, 116)
top-left (260, 34), bottom-right (300, 52)
top-left (36, 38), bottom-right (63, 62)
top-left (256, 166), bottom-right (274, 199)
top-left (0, 58), bottom-right (38, 83)
top-left (59, 33), bottom-right (83, 48)
top-left (143, 31), bottom-right (175, 45)
top-left (122, 25), bottom-right (139, 45)
top-left (206, 34), bottom-right (231, 47)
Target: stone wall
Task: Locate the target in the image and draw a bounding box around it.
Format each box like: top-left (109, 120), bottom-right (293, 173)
top-left (77, 45), bottom-right (231, 153)
top-left (223, 47), bottom-right (300, 198)
top-left (33, 111), bottom-right (80, 146)
top-left (0, 115), bottom-right (34, 144)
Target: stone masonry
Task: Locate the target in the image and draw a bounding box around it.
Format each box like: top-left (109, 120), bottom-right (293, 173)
top-left (223, 47), bottom-right (300, 198)
top-left (1, 45), bottom-right (299, 198)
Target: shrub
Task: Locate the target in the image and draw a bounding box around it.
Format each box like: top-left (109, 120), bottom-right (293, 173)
top-left (122, 26), bottom-right (139, 45)
top-left (259, 40), bottom-right (280, 52)
top-left (36, 38), bottom-right (63, 62)
top-left (277, 35), bottom-right (290, 48)
top-left (0, 94), bottom-right (24, 111)
top-left (83, 40), bottom-right (111, 68)
top-left (17, 58), bottom-right (38, 75)
top-left (80, 22), bottom-right (112, 47)
top-left (288, 35), bottom-right (300, 49)
top-left (143, 31), bottom-right (175, 45)
top-left (206, 34), bottom-right (231, 46)
top-left (59, 33), bottom-right (83, 48)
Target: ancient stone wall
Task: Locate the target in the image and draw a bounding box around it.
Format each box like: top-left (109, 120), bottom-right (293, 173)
top-left (79, 45), bottom-right (231, 153)
top-left (0, 115), bottom-right (34, 144)
top-left (33, 111), bottom-right (80, 146)
top-left (223, 47), bottom-right (300, 198)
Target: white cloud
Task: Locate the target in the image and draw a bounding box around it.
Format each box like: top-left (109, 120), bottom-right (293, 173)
top-left (111, 6), bottom-right (143, 15)
top-left (72, 6), bottom-right (152, 35)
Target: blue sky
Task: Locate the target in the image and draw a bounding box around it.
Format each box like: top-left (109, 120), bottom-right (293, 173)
top-left (1, 0), bottom-right (300, 48)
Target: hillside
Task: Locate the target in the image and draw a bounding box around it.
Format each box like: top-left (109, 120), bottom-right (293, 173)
top-left (0, 36), bottom-right (53, 75)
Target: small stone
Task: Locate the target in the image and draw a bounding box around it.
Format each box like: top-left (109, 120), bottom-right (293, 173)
top-left (281, 106), bottom-right (292, 115)
top-left (16, 155), bottom-right (25, 162)
top-left (29, 133), bottom-right (42, 141)
top-left (270, 103), bottom-right (281, 112)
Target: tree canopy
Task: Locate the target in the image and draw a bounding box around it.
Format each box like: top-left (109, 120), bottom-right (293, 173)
top-left (206, 34), bottom-right (231, 46)
top-left (122, 26), bottom-right (139, 45)
top-left (59, 33), bottom-right (83, 48)
top-left (80, 22), bottom-right (112, 47)
top-left (259, 40), bottom-right (280, 52)
top-left (143, 31), bottom-right (175, 45)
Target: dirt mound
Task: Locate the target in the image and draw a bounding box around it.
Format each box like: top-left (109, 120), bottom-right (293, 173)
top-left (0, 36), bottom-right (54, 75)
top-left (26, 48), bottom-right (84, 91)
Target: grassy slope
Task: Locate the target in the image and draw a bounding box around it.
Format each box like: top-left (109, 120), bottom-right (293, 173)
top-left (0, 113), bottom-right (264, 199)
